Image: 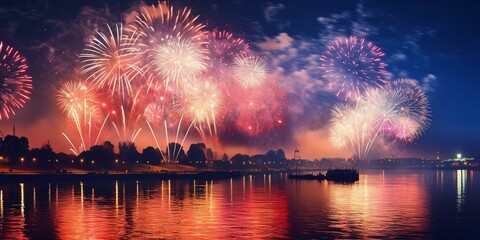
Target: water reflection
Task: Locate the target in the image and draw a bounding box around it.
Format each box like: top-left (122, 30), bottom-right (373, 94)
top-left (456, 170), bottom-right (466, 215)
top-left (2, 171), bottom-right (480, 238)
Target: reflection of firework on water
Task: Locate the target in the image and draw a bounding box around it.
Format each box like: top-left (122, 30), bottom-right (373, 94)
top-left (154, 38), bottom-right (208, 88)
top-left (0, 42), bottom-right (32, 120)
top-left (80, 24), bottom-right (143, 99)
top-left (57, 81), bottom-right (109, 155)
top-left (236, 85), bottom-right (286, 136)
top-left (320, 36), bottom-right (387, 101)
top-left (233, 54), bottom-right (267, 89)
top-left (175, 80), bottom-right (223, 138)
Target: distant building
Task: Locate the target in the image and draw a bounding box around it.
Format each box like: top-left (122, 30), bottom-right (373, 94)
top-left (441, 154), bottom-right (477, 168)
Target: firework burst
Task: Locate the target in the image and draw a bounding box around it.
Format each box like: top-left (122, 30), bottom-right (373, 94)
top-left (233, 54), bottom-right (267, 89)
top-left (0, 42), bottom-right (32, 119)
top-left (330, 80), bottom-right (431, 159)
top-left (202, 30), bottom-right (249, 67)
top-left (80, 24), bottom-right (143, 99)
top-left (320, 36), bottom-right (388, 101)
top-left (329, 103), bottom-right (375, 160)
top-left (384, 78), bottom-right (430, 141)
top-left (154, 37), bottom-right (208, 88)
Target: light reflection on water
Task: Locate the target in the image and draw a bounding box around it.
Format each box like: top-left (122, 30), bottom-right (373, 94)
top-left (0, 170), bottom-right (479, 239)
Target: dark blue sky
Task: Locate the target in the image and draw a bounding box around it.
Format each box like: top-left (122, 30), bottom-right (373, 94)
top-left (0, 0), bottom-right (479, 159)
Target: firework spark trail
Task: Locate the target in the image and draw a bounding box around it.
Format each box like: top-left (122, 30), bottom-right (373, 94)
top-left (62, 133), bottom-right (80, 155)
top-left (131, 4), bottom-right (205, 44)
top-left (80, 24), bottom-right (143, 100)
top-left (174, 80), bottom-right (223, 139)
top-left (146, 120), bottom-right (165, 160)
top-left (320, 36), bottom-right (387, 101)
top-left (57, 81), bottom-right (111, 154)
top-left (0, 42), bottom-right (33, 119)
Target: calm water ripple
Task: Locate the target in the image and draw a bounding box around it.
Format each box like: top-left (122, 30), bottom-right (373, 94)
top-left (0, 170), bottom-right (479, 239)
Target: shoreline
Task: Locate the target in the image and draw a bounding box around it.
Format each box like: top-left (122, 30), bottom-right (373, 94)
top-left (0, 171), bottom-right (242, 182)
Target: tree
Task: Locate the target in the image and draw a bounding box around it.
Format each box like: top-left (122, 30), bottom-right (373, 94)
top-left (141, 146), bottom-right (163, 164)
top-left (231, 153), bottom-right (251, 169)
top-left (30, 143), bottom-right (56, 166)
top-left (119, 142), bottom-right (140, 163)
top-left (166, 142), bottom-right (186, 163)
top-left (206, 148), bottom-right (214, 161)
top-left (77, 141), bottom-right (115, 168)
top-left (0, 135), bottom-right (29, 164)
top-left (222, 153), bottom-right (229, 161)
top-left (187, 143), bottom-right (206, 166)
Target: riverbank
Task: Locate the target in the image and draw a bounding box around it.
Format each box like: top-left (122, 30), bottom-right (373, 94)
top-left (0, 171), bottom-right (242, 182)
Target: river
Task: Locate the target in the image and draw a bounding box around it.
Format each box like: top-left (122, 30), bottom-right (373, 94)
top-left (0, 170), bottom-right (478, 239)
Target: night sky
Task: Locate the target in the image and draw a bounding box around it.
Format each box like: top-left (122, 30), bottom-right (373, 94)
top-left (0, 0), bottom-right (479, 159)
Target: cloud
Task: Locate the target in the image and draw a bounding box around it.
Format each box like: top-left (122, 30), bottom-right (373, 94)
top-left (264, 3), bottom-right (284, 22)
top-left (392, 52), bottom-right (408, 61)
top-left (257, 32), bottom-right (294, 51)
top-left (422, 74), bottom-right (437, 93)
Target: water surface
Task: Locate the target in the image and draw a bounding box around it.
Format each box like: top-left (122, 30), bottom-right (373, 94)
top-left (0, 170), bottom-right (478, 239)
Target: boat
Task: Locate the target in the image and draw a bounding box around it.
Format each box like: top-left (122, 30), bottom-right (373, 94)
top-left (326, 168), bottom-right (359, 182)
top-left (288, 173), bottom-right (326, 180)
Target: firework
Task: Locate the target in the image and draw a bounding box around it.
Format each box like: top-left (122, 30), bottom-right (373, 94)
top-left (384, 78), bottom-right (430, 140)
top-left (57, 81), bottom-right (99, 117)
top-left (393, 116), bottom-right (421, 142)
top-left (144, 101), bottom-right (169, 126)
top-left (385, 79), bottom-right (430, 135)
top-left (174, 79), bottom-right (223, 138)
top-left (57, 81), bottom-right (109, 155)
top-left (233, 54), bottom-right (267, 89)
top-left (360, 88), bottom-right (400, 136)
top-left (154, 37), bottom-right (208, 88)
top-left (320, 36), bottom-right (387, 101)
top-left (0, 42), bottom-right (32, 119)
top-left (330, 79), bottom-right (431, 159)
top-left (329, 103), bottom-right (375, 160)
top-left (202, 30), bottom-right (249, 67)
top-left (235, 85), bottom-right (286, 136)
top-left (80, 24), bottom-right (143, 99)
top-left (130, 3), bottom-right (205, 44)
top-left (202, 30), bottom-right (250, 91)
